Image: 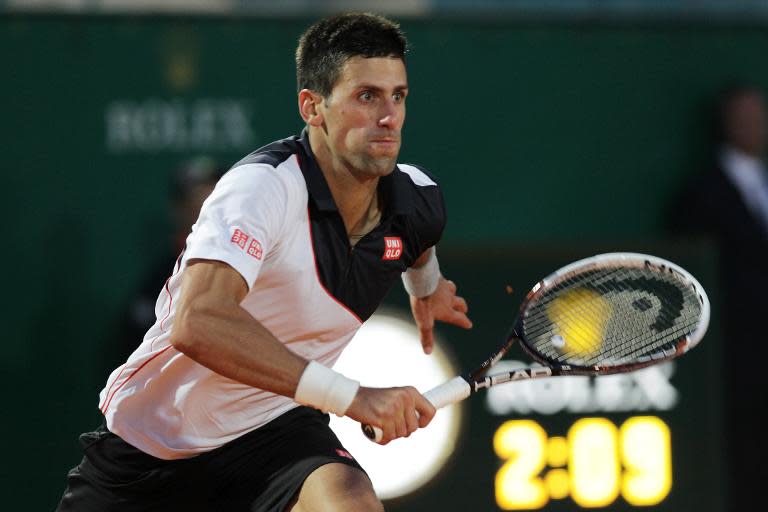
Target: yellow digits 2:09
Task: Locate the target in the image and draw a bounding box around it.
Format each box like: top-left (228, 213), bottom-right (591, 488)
top-left (494, 416), bottom-right (672, 509)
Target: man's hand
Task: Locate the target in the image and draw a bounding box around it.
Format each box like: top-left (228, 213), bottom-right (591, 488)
top-left (345, 386), bottom-right (436, 444)
top-left (411, 276), bottom-right (472, 354)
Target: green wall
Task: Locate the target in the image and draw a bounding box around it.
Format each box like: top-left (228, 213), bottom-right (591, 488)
top-left (1, 14), bottom-right (755, 509)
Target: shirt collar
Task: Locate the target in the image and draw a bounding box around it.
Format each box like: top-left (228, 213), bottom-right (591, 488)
top-left (297, 129), bottom-right (414, 216)
top-left (380, 164), bottom-right (415, 216)
top-left (297, 129), bottom-right (337, 212)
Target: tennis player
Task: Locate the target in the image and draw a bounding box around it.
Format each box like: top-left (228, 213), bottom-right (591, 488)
top-left (56, 12), bottom-right (471, 512)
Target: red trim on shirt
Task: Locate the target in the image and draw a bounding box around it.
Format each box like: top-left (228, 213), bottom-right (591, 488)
top-left (102, 250), bottom-right (185, 410)
top-left (100, 345), bottom-right (174, 414)
top-left (158, 278), bottom-right (173, 332)
top-left (306, 207), bottom-right (363, 324)
top-left (99, 364), bottom-right (130, 412)
top-left (149, 277), bottom-right (173, 352)
top-left (152, 250), bottom-right (184, 350)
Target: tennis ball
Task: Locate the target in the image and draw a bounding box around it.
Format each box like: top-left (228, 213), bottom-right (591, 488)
top-left (546, 288), bottom-right (612, 357)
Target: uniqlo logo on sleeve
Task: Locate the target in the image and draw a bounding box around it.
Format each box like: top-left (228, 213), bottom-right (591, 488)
top-left (382, 237), bottom-right (403, 260)
top-left (246, 239), bottom-right (263, 260)
top-left (231, 229), bottom-right (249, 249)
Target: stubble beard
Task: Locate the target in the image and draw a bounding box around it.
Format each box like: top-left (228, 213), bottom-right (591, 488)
top-left (346, 150), bottom-right (399, 179)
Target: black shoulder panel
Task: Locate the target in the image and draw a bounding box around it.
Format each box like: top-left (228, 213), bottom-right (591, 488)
top-left (230, 136), bottom-right (300, 170)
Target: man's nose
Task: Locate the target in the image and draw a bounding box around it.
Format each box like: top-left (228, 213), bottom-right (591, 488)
top-left (378, 101), bottom-right (402, 128)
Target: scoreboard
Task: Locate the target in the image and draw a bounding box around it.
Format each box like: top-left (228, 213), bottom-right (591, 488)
top-left (488, 363), bottom-right (680, 509)
top-left (336, 243), bottom-right (725, 512)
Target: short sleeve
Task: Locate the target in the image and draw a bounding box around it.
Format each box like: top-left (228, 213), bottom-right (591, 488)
top-left (181, 164), bottom-right (290, 289)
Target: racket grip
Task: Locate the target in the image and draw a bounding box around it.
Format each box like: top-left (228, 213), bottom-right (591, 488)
top-left (362, 377), bottom-right (471, 443)
top-left (423, 376), bottom-right (472, 409)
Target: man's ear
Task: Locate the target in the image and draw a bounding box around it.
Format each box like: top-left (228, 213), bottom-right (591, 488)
top-left (298, 89), bottom-right (325, 127)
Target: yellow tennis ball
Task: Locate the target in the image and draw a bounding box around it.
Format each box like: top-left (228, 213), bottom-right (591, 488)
top-left (546, 288), bottom-right (612, 357)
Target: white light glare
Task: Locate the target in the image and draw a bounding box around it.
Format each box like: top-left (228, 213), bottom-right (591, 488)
top-left (329, 310), bottom-right (462, 499)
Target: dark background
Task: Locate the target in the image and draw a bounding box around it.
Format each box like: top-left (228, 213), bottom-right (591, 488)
top-left (1, 12), bottom-right (753, 510)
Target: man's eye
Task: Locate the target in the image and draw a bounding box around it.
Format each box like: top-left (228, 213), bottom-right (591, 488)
top-left (393, 92), bottom-right (404, 102)
top-left (360, 91), bottom-right (373, 101)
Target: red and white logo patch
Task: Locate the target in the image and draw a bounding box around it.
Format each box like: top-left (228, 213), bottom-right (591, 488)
top-left (230, 229), bottom-right (249, 249)
top-left (246, 239), bottom-right (263, 260)
top-left (231, 228), bottom-right (263, 260)
top-left (382, 237), bottom-right (403, 261)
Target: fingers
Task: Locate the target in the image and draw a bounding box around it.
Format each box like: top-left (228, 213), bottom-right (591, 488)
top-left (394, 410), bottom-right (409, 439)
top-left (349, 387), bottom-right (430, 444)
top-left (452, 295), bottom-right (468, 313)
top-left (420, 326), bottom-right (435, 354)
top-left (425, 277), bottom-right (472, 331)
top-left (447, 309), bottom-right (473, 330)
top-left (381, 421), bottom-right (396, 444)
top-left (445, 293), bottom-right (472, 329)
top-left (401, 387), bottom-right (421, 437)
top-left (411, 295), bottom-right (436, 354)
top-left (405, 394), bottom-right (420, 434)
top-left (384, 387), bottom-right (421, 442)
top-left (434, 293), bottom-right (472, 330)
top-left (414, 391), bottom-right (436, 429)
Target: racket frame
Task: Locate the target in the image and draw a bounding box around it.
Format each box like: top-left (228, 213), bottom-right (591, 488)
top-left (468, 252), bottom-right (710, 394)
top-left (363, 252), bottom-right (711, 441)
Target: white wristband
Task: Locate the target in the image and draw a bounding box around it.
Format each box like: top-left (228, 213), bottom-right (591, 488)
top-left (294, 361), bottom-right (360, 417)
top-left (402, 247), bottom-right (441, 298)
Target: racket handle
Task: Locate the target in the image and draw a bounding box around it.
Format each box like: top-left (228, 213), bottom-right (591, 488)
top-left (362, 377), bottom-right (471, 443)
top-left (423, 376), bottom-right (472, 409)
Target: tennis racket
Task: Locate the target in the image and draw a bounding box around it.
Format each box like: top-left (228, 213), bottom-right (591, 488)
top-left (362, 252), bottom-right (710, 443)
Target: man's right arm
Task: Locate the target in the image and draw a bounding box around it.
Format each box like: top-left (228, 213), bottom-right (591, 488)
top-left (169, 258), bottom-right (435, 443)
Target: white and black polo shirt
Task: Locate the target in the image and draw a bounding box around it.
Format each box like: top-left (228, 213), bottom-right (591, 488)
top-left (98, 130), bottom-right (446, 460)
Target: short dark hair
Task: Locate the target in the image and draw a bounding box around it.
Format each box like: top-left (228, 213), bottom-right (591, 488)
top-left (295, 12), bottom-right (408, 96)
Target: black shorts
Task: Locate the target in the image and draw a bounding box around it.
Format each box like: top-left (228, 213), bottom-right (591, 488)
top-left (56, 406), bottom-right (366, 512)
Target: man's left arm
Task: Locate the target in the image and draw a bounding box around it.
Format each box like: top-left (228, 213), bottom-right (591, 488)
top-left (404, 247), bottom-right (472, 354)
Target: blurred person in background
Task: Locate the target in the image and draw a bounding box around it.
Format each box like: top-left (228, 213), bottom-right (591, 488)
top-left (670, 84), bottom-right (768, 509)
top-left (109, 157), bottom-right (225, 369)
top-left (57, 12), bottom-right (471, 512)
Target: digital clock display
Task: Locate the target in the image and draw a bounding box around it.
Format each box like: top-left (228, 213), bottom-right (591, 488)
top-left (493, 416), bottom-right (671, 509)
top-left (484, 358), bottom-right (680, 510)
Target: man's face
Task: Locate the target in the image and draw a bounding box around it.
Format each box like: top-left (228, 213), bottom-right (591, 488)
top-left (725, 91), bottom-right (766, 157)
top-left (317, 56), bottom-right (408, 178)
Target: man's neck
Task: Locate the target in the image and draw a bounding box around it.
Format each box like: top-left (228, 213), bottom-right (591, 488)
top-left (309, 129), bottom-right (381, 237)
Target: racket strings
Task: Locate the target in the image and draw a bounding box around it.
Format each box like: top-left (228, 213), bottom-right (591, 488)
top-left (522, 266), bottom-right (703, 367)
top-left (544, 275), bottom-right (699, 364)
top-left (542, 271), bottom-right (698, 364)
